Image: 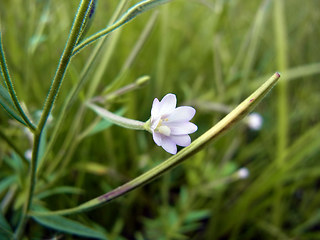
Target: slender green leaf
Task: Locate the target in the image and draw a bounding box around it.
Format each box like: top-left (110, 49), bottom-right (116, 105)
top-left (119, 0), bottom-right (172, 24)
top-left (0, 84), bottom-right (26, 125)
top-left (0, 176), bottom-right (16, 195)
top-left (185, 210), bottom-right (210, 223)
top-left (32, 214), bottom-right (106, 239)
top-left (73, 0), bottom-right (173, 55)
top-left (293, 210), bottom-right (320, 234)
top-left (3, 153), bottom-right (26, 187)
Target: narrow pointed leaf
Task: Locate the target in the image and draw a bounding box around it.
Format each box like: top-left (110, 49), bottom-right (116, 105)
top-left (32, 214), bottom-right (106, 239)
top-left (119, 0), bottom-right (172, 24)
top-left (0, 176), bottom-right (17, 195)
top-left (0, 84), bottom-right (26, 125)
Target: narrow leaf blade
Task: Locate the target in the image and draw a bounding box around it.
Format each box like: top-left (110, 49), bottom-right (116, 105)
top-left (0, 84), bottom-right (26, 125)
top-left (32, 214), bottom-right (106, 239)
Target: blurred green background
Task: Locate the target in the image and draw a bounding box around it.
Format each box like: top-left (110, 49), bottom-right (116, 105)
top-left (1, 0), bottom-right (320, 239)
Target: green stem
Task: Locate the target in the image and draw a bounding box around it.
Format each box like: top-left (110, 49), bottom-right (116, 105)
top-left (87, 102), bottom-right (146, 130)
top-left (37, 0), bottom-right (91, 133)
top-left (14, 133), bottom-right (41, 239)
top-left (37, 0), bottom-right (129, 178)
top-left (273, 0), bottom-right (289, 229)
top-left (31, 73), bottom-right (280, 216)
top-left (0, 33), bottom-right (36, 131)
top-left (92, 75), bottom-right (150, 103)
top-left (73, 0), bottom-right (172, 56)
top-left (14, 1), bottom-right (92, 238)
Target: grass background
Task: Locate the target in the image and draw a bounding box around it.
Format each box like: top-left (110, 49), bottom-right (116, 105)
top-left (1, 0), bottom-right (320, 239)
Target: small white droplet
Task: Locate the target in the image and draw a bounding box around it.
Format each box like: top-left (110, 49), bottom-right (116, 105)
top-left (247, 112), bottom-right (263, 130)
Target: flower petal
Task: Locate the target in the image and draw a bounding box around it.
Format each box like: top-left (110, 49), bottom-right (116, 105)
top-left (151, 117), bottom-right (161, 130)
top-left (152, 132), bottom-right (162, 146)
top-left (158, 94), bottom-right (177, 117)
top-left (167, 106), bottom-right (196, 123)
top-left (161, 137), bottom-right (177, 154)
top-left (151, 98), bottom-right (160, 117)
top-left (170, 135), bottom-right (191, 147)
top-left (165, 122), bottom-right (198, 135)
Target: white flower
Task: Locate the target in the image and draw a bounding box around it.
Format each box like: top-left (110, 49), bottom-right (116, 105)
top-left (247, 112), bottom-right (263, 131)
top-left (237, 167), bottom-right (250, 179)
top-left (150, 93), bottom-right (197, 154)
top-left (24, 149), bottom-right (32, 161)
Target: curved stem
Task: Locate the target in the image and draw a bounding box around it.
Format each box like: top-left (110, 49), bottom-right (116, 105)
top-left (87, 102), bottom-right (146, 130)
top-left (73, 0), bottom-right (172, 56)
top-left (0, 33), bottom-right (36, 131)
top-left (31, 72), bottom-right (280, 216)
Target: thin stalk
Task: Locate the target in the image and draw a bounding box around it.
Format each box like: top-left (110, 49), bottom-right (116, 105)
top-left (36, 0), bottom-right (91, 133)
top-left (92, 75), bottom-right (150, 103)
top-left (14, 1), bottom-right (92, 238)
top-left (273, 0), bottom-right (289, 229)
top-left (102, 12), bottom-right (158, 94)
top-left (87, 102), bottom-right (146, 130)
top-left (0, 33), bottom-right (36, 131)
top-left (38, 0), bottom-right (128, 176)
top-left (31, 73), bottom-right (280, 216)
top-left (73, 0), bottom-right (172, 56)
top-left (14, 133), bottom-right (41, 239)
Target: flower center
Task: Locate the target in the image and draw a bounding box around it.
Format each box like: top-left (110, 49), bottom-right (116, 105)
top-left (158, 125), bottom-right (171, 136)
top-left (154, 118), bottom-right (171, 136)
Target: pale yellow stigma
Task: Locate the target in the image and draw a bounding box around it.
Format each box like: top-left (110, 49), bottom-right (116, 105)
top-left (158, 125), bottom-right (171, 136)
top-left (155, 118), bottom-right (171, 136)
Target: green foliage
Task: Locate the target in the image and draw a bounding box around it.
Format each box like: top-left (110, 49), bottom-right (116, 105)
top-left (32, 207), bottom-right (106, 239)
top-left (0, 84), bottom-right (26, 126)
top-left (0, 0), bottom-right (320, 239)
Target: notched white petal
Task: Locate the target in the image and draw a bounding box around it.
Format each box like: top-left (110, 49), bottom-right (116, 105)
top-left (167, 106), bottom-right (196, 123)
top-left (151, 117), bottom-right (161, 130)
top-left (152, 132), bottom-right (162, 146)
top-left (167, 122), bottom-right (198, 135)
top-left (161, 137), bottom-right (177, 154)
top-left (170, 135), bottom-right (191, 147)
top-left (158, 94), bottom-right (177, 116)
top-left (151, 98), bottom-right (160, 117)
